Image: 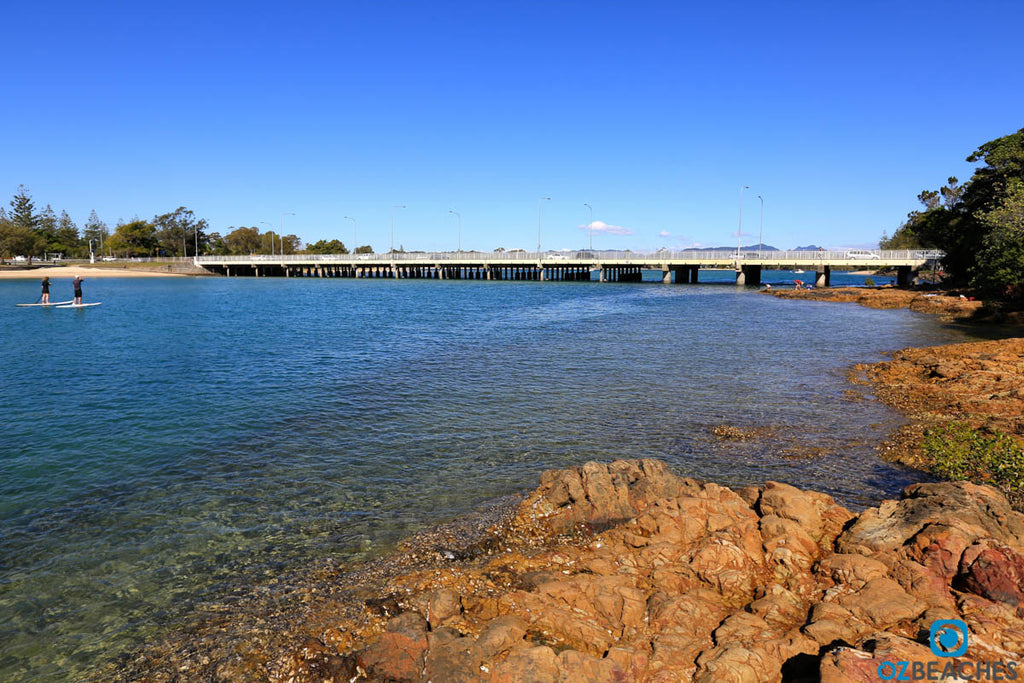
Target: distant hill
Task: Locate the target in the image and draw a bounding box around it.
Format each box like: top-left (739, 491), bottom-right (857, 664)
top-left (793, 245), bottom-right (823, 251)
top-left (686, 244), bottom-right (779, 253)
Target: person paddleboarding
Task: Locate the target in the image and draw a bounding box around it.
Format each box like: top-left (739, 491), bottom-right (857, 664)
top-left (41, 276), bottom-right (51, 304)
top-left (72, 275), bottom-right (84, 304)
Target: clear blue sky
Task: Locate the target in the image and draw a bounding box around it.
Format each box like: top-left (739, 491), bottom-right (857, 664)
top-left (3, 0), bottom-right (1023, 252)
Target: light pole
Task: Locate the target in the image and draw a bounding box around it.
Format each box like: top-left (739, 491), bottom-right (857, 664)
top-left (537, 197), bottom-right (551, 256)
top-left (391, 205), bottom-right (405, 254)
top-left (584, 203), bottom-right (593, 251)
top-left (449, 209), bottom-right (462, 252)
top-left (280, 212), bottom-right (295, 256)
top-left (757, 195), bottom-right (764, 258)
top-left (737, 185), bottom-right (749, 256)
top-left (344, 215), bottom-right (357, 252)
top-left (194, 222), bottom-right (200, 259)
top-left (89, 238), bottom-right (96, 264)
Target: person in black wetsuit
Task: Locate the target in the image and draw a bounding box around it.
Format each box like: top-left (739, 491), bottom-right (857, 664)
top-left (41, 276), bottom-right (50, 304)
top-left (72, 275), bottom-right (84, 305)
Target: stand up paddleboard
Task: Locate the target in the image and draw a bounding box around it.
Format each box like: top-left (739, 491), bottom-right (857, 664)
top-left (55, 302), bottom-right (103, 308)
top-left (16, 300), bottom-right (74, 307)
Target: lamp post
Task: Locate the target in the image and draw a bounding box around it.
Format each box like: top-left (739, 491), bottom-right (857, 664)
top-left (737, 185), bottom-right (749, 256)
top-left (391, 205), bottom-right (405, 254)
top-left (344, 215), bottom-right (357, 252)
top-left (449, 209), bottom-right (462, 252)
top-left (757, 195), bottom-right (764, 258)
top-left (280, 212), bottom-right (295, 256)
top-left (537, 197), bottom-right (551, 256)
top-left (584, 203), bottom-right (593, 251)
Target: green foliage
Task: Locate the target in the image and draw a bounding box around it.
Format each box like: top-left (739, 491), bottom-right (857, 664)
top-left (923, 422), bottom-right (1024, 492)
top-left (153, 206), bottom-right (208, 256)
top-left (306, 239), bottom-right (349, 254)
top-left (864, 277), bottom-right (875, 286)
top-left (224, 226), bottom-right (262, 254)
top-left (107, 220), bottom-right (157, 256)
top-left (354, 245), bottom-right (374, 254)
top-left (903, 129), bottom-right (1024, 295)
top-left (9, 185), bottom-right (36, 231)
top-left (971, 178), bottom-right (1024, 298)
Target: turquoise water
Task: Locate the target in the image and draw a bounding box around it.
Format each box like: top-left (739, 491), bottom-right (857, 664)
top-left (0, 274), bottom-right (974, 681)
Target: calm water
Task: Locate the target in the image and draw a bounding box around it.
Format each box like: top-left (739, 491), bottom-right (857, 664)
top-left (0, 272), bottom-right (976, 681)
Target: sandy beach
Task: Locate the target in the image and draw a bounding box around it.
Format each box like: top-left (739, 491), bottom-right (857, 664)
top-left (0, 264), bottom-right (194, 279)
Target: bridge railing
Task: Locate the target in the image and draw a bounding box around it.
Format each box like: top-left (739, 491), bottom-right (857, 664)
top-left (195, 249), bottom-right (943, 264)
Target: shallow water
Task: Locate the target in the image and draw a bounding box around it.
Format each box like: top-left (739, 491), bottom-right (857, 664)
top-left (0, 273), bottom-right (978, 681)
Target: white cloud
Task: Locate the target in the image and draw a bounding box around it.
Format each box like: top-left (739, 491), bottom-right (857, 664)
top-left (658, 230), bottom-right (670, 238)
top-left (580, 220), bottom-right (632, 236)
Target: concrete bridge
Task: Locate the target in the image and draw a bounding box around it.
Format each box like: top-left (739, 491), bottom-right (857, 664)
top-left (194, 249), bottom-right (941, 287)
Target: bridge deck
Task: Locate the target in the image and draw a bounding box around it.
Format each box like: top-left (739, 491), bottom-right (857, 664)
top-left (196, 249), bottom-right (938, 270)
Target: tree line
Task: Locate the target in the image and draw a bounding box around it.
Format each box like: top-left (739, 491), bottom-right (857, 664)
top-left (0, 186), bottom-right (376, 260)
top-left (881, 127), bottom-right (1024, 299)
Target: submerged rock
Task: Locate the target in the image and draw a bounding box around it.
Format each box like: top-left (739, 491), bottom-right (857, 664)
top-left (266, 459), bottom-right (1024, 682)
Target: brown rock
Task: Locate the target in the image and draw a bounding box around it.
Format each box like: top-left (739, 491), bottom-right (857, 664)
top-left (956, 542), bottom-right (1024, 606)
top-left (491, 645), bottom-right (560, 682)
top-left (838, 578), bottom-right (926, 629)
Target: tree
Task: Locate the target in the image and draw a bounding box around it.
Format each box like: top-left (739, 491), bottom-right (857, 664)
top-left (224, 226), bottom-right (262, 254)
top-left (107, 219), bottom-right (156, 256)
top-left (306, 238), bottom-right (349, 254)
top-left (972, 178), bottom-right (1024, 298)
top-left (281, 234), bottom-right (302, 254)
top-left (903, 128), bottom-right (1024, 287)
top-left (153, 206), bottom-right (209, 256)
top-left (37, 204), bottom-right (58, 248)
top-left (52, 210), bottom-right (80, 255)
top-left (82, 210), bottom-right (109, 254)
top-left (353, 245), bottom-right (374, 254)
top-left (9, 185), bottom-right (36, 231)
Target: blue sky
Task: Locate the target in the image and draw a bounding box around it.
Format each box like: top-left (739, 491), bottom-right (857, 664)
top-left (3, 0), bottom-right (1023, 252)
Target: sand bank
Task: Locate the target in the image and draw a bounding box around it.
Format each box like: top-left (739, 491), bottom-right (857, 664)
top-left (0, 264), bottom-right (193, 279)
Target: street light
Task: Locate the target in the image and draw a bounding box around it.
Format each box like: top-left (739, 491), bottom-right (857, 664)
top-left (449, 209), bottom-right (462, 252)
top-left (391, 205), bottom-right (405, 254)
top-left (584, 203), bottom-right (593, 251)
top-left (280, 212), bottom-right (295, 256)
top-left (757, 195), bottom-right (764, 258)
top-left (344, 215), bottom-right (357, 252)
top-left (537, 197), bottom-right (551, 256)
top-left (737, 185), bottom-right (749, 256)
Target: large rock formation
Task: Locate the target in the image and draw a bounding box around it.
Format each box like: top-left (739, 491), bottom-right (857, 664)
top-left (269, 460), bottom-right (1024, 682)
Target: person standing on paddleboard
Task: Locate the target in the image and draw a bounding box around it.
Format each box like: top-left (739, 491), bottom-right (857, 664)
top-left (41, 276), bottom-right (50, 304)
top-left (72, 275), bottom-right (84, 305)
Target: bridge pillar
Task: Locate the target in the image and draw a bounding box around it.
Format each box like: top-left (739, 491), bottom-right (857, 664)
top-left (662, 268), bottom-right (671, 284)
top-left (816, 266), bottom-right (831, 288)
top-left (735, 268), bottom-right (745, 286)
top-left (897, 265), bottom-right (913, 287)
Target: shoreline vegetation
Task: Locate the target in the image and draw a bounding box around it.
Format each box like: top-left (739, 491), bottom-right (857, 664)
top-left (99, 284), bottom-right (1024, 682)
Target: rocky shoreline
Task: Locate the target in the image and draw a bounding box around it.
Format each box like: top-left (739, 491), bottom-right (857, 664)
top-left (112, 461), bottom-right (1024, 682)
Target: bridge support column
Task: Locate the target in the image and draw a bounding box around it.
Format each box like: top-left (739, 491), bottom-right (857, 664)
top-left (735, 268), bottom-right (745, 286)
top-left (896, 266), bottom-right (913, 287)
top-left (662, 268), bottom-right (671, 284)
top-left (816, 266), bottom-right (831, 288)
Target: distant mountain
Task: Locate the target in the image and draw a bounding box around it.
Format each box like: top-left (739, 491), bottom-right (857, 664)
top-left (794, 245), bottom-right (823, 251)
top-left (685, 244), bottom-right (779, 253)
